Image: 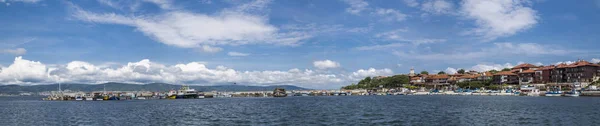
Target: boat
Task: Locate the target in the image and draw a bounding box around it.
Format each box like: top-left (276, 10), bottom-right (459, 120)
top-left (84, 94), bottom-right (94, 101)
top-left (176, 85), bottom-right (199, 99)
top-left (137, 97), bottom-right (147, 100)
top-left (564, 82), bottom-right (580, 97)
top-left (273, 88), bottom-right (287, 97)
top-left (519, 85), bottom-right (540, 96)
top-left (75, 96), bottom-right (83, 101)
top-left (545, 86), bottom-right (562, 97)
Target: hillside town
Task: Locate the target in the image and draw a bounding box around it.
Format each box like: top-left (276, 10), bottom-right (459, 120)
top-left (343, 59), bottom-right (600, 96)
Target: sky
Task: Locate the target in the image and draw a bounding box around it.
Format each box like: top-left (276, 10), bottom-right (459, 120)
top-left (0, 0), bottom-right (599, 89)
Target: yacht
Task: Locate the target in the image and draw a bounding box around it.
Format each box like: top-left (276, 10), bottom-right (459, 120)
top-left (176, 85), bottom-right (199, 99)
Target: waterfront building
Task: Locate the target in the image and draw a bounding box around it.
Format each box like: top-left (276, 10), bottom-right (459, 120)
top-left (493, 71), bottom-right (518, 84)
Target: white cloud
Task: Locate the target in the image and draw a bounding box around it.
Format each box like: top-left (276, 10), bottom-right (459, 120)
top-left (0, 57), bottom-right (391, 89)
top-left (470, 63), bottom-right (514, 72)
top-left (355, 43), bottom-right (404, 51)
top-left (0, 0), bottom-right (42, 4)
top-left (373, 8), bottom-right (407, 22)
top-left (534, 62), bottom-right (543, 66)
top-left (0, 57), bottom-right (49, 84)
top-left (445, 67), bottom-right (458, 74)
top-left (198, 45), bottom-right (222, 53)
top-left (1, 48), bottom-right (26, 55)
top-left (313, 60), bottom-right (340, 69)
top-left (0, 57), bottom-right (397, 89)
top-left (403, 0), bottom-right (419, 7)
top-left (411, 38), bottom-right (446, 45)
top-left (421, 0), bottom-right (454, 15)
top-left (592, 58), bottom-right (600, 64)
top-left (394, 42), bottom-right (571, 61)
top-left (349, 68), bottom-right (393, 80)
top-left (342, 0), bottom-right (369, 15)
top-left (375, 29), bottom-right (446, 45)
top-left (397, 64), bottom-right (403, 67)
top-left (555, 61), bottom-right (575, 65)
top-left (228, 52), bottom-right (250, 56)
top-left (142, 0), bottom-right (173, 10)
top-left (71, 0), bottom-right (308, 52)
top-left (460, 0), bottom-right (539, 41)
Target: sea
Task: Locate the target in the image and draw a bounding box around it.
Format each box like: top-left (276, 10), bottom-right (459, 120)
top-left (1, 95), bottom-right (599, 126)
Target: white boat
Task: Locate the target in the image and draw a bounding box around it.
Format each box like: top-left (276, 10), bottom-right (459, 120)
top-left (75, 96), bottom-right (83, 101)
top-left (564, 92), bottom-right (579, 97)
top-left (564, 83), bottom-right (580, 97)
top-left (545, 91), bottom-right (562, 97)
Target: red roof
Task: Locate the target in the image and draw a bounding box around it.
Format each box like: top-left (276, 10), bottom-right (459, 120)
top-left (494, 71), bottom-right (517, 76)
top-left (513, 63), bottom-right (539, 69)
top-left (429, 74), bottom-right (449, 79)
top-left (566, 60), bottom-right (600, 67)
top-left (520, 69), bottom-right (535, 73)
top-left (539, 65), bottom-right (555, 70)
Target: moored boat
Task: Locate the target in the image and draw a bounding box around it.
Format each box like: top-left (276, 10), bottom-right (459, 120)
top-left (273, 88), bottom-right (287, 97)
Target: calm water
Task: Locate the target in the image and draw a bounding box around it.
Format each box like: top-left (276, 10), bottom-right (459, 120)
top-left (1, 96), bottom-right (600, 126)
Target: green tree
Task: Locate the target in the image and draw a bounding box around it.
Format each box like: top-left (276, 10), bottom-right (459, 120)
top-left (438, 71), bottom-right (446, 74)
top-left (501, 68), bottom-right (511, 71)
top-left (489, 70), bottom-right (499, 74)
top-left (457, 69), bottom-right (466, 74)
top-left (420, 71), bottom-right (429, 75)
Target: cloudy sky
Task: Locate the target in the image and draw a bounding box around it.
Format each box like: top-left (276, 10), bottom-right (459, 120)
top-left (0, 0), bottom-right (599, 89)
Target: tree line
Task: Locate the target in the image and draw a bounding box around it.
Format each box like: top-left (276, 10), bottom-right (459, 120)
top-left (342, 75), bottom-right (410, 90)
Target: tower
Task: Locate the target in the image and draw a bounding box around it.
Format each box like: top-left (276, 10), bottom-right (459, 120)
top-left (409, 67), bottom-right (415, 77)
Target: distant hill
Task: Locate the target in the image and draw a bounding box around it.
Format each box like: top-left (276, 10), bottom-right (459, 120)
top-left (0, 82), bottom-right (310, 94)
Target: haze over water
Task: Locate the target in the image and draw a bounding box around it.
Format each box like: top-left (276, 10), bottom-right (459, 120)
top-left (1, 96), bottom-right (599, 125)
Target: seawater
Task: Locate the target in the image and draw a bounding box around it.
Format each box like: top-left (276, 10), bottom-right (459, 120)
top-left (1, 96), bottom-right (599, 125)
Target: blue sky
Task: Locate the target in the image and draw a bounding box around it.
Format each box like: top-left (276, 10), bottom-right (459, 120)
top-left (0, 0), bottom-right (599, 89)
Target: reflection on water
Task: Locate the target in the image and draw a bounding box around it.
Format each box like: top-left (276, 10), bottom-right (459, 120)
top-left (1, 96), bottom-right (600, 125)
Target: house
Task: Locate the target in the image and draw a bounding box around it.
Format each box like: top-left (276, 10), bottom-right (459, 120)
top-left (534, 65), bottom-right (555, 83)
top-left (518, 69), bottom-right (536, 84)
top-left (512, 63), bottom-right (539, 72)
top-left (426, 74), bottom-right (449, 84)
top-left (562, 60), bottom-right (600, 83)
top-left (493, 71), bottom-right (518, 84)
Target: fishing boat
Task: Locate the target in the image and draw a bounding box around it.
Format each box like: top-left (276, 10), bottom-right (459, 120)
top-left (273, 88), bottom-right (287, 97)
top-left (545, 86), bottom-right (562, 97)
top-left (564, 82), bottom-right (580, 97)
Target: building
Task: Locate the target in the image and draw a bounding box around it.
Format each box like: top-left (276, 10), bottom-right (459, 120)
top-left (409, 67), bottom-right (416, 77)
top-left (518, 69), bottom-right (536, 84)
top-left (534, 65), bottom-right (555, 83)
top-left (561, 60), bottom-right (600, 83)
top-left (493, 71), bottom-right (518, 84)
top-left (426, 74), bottom-right (449, 84)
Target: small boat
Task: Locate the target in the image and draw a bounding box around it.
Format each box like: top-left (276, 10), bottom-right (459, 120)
top-left (273, 88), bottom-right (287, 97)
top-left (84, 94), bottom-right (94, 101)
top-left (545, 91), bottom-right (562, 97)
top-left (564, 91), bottom-right (579, 97)
top-left (75, 96), bottom-right (83, 101)
top-left (564, 83), bottom-right (580, 97)
top-left (545, 86), bottom-right (562, 97)
top-left (137, 97), bottom-right (146, 100)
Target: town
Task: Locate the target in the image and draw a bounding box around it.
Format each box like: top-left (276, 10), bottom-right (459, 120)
top-left (342, 59), bottom-right (600, 96)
